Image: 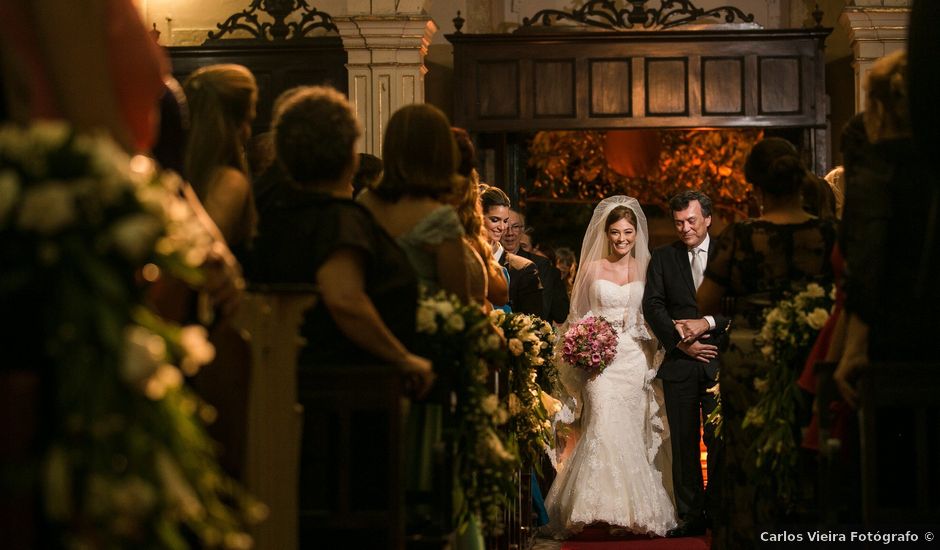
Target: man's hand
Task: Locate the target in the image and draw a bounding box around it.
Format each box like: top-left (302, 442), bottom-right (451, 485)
top-left (677, 339), bottom-right (718, 363)
top-left (675, 318), bottom-right (710, 341)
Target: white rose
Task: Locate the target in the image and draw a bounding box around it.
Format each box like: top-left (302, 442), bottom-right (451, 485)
top-left (30, 120), bottom-right (70, 148)
top-left (508, 393), bottom-right (521, 415)
top-left (416, 306), bottom-right (438, 334)
top-left (445, 313), bottom-right (466, 333)
top-left (17, 182), bottom-right (76, 234)
top-left (109, 213), bottom-right (163, 262)
top-left (121, 325), bottom-right (165, 388)
top-left (434, 300), bottom-right (455, 317)
top-left (0, 171), bottom-right (20, 225)
top-left (484, 430), bottom-right (514, 462)
top-left (805, 307), bottom-right (829, 330)
top-left (486, 333), bottom-right (502, 350)
top-left (481, 394), bottom-right (499, 414)
top-left (508, 338), bottom-right (524, 356)
top-left (804, 283), bottom-right (825, 298)
top-left (136, 185), bottom-right (168, 214)
top-left (179, 325), bottom-right (215, 375)
top-left (145, 364), bottom-right (183, 400)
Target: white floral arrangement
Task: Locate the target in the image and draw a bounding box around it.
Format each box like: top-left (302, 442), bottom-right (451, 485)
top-left (743, 281), bottom-right (835, 507)
top-left (0, 123), bottom-right (262, 548)
top-left (489, 310), bottom-right (559, 472)
top-left (415, 290), bottom-right (518, 535)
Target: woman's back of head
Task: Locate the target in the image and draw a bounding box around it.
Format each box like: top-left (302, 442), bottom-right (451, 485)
top-left (272, 85), bottom-right (361, 186)
top-left (745, 137), bottom-right (808, 198)
top-left (183, 64), bottom-right (257, 195)
top-left (864, 50), bottom-right (909, 141)
top-left (374, 103), bottom-right (459, 201)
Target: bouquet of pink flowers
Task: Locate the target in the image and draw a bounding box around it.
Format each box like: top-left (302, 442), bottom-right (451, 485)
top-left (561, 316), bottom-right (619, 377)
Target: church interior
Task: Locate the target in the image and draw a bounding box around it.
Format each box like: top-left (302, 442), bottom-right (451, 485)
top-left (1, 1), bottom-right (937, 549)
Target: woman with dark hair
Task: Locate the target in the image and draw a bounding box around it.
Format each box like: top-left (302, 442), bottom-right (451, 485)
top-left (250, 86), bottom-right (431, 378)
top-left (358, 104), bottom-right (472, 302)
top-left (697, 137), bottom-right (837, 549)
top-left (835, 50), bottom-right (940, 400)
top-left (183, 64), bottom-right (258, 256)
top-left (555, 247), bottom-right (577, 298)
top-left (479, 185), bottom-right (543, 315)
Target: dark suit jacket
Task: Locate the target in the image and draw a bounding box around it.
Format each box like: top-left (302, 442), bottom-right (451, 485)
top-left (643, 240), bottom-right (729, 381)
top-left (498, 250), bottom-right (544, 317)
top-left (516, 249), bottom-right (570, 323)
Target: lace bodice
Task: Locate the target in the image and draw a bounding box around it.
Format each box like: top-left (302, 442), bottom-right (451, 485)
top-left (588, 279), bottom-right (651, 340)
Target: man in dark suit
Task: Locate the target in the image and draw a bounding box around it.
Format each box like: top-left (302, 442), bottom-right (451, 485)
top-left (502, 209), bottom-right (569, 323)
top-left (642, 190), bottom-right (729, 537)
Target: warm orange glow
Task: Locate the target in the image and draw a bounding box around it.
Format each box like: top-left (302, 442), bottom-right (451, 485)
top-left (528, 129), bottom-right (761, 218)
top-left (605, 130), bottom-right (662, 178)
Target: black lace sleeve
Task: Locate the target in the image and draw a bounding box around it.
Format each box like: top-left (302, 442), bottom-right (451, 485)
top-left (704, 223), bottom-right (736, 288)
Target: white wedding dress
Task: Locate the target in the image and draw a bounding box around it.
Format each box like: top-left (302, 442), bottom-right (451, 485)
top-left (545, 279), bottom-right (677, 538)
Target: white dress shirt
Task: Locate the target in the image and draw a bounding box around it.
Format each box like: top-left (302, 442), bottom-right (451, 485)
top-left (688, 234), bottom-right (716, 329)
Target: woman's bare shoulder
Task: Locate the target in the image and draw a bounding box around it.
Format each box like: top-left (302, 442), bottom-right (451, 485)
top-left (209, 166), bottom-right (250, 193)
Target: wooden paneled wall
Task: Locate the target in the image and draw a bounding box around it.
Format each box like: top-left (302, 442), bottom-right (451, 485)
top-left (449, 28), bottom-right (830, 132)
top-left (168, 39), bottom-right (348, 135)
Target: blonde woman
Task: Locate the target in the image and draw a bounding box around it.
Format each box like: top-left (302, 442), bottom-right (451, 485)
top-left (183, 64), bottom-right (258, 256)
top-left (451, 127), bottom-right (509, 310)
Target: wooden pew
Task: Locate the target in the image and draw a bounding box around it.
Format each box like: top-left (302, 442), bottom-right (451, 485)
top-left (857, 361), bottom-right (940, 524)
top-left (296, 364), bottom-right (406, 549)
top-left (231, 284), bottom-right (318, 550)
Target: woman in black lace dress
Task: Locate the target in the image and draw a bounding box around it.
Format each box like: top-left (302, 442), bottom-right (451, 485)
top-left (697, 138), bottom-right (837, 549)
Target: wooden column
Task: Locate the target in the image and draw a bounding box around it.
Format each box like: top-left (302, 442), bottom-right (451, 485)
top-left (840, 1), bottom-right (911, 112)
top-left (335, 16), bottom-right (437, 157)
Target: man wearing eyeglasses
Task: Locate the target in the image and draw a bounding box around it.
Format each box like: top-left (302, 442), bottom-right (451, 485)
top-left (501, 210), bottom-right (569, 324)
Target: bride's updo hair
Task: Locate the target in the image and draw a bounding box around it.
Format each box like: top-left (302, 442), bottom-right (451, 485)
top-left (744, 137), bottom-right (809, 198)
top-left (605, 205), bottom-right (637, 232)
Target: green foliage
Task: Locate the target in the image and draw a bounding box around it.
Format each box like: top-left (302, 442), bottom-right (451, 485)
top-left (0, 123), bottom-right (260, 548)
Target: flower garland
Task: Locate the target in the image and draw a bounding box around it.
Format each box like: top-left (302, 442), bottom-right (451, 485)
top-left (489, 311), bottom-right (559, 473)
top-left (415, 291), bottom-right (518, 535)
top-left (0, 123), bottom-right (261, 548)
top-left (744, 282), bottom-right (835, 506)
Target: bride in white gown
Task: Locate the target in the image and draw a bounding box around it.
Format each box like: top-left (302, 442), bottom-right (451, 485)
top-left (545, 196), bottom-right (676, 538)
